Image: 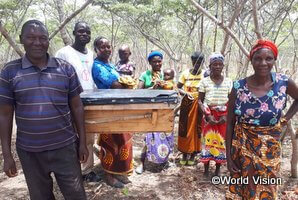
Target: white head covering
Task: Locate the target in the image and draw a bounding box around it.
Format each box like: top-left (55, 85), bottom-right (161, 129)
top-left (208, 53), bottom-right (224, 65)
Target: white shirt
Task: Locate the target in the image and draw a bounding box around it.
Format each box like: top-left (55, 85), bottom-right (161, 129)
top-left (55, 45), bottom-right (95, 90)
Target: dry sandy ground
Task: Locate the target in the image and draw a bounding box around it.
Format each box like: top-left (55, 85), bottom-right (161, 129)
top-left (0, 124), bottom-right (297, 200)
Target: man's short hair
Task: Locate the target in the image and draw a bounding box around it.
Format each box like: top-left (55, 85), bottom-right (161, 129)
top-left (21, 20), bottom-right (48, 36)
top-left (74, 21), bottom-right (88, 31)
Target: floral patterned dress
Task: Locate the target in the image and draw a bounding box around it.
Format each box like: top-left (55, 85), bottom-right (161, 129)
top-left (226, 72), bottom-right (288, 200)
top-left (139, 70), bottom-right (174, 164)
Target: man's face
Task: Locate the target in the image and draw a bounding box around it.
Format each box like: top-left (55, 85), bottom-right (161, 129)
top-left (20, 24), bottom-right (49, 60)
top-left (73, 23), bottom-right (91, 45)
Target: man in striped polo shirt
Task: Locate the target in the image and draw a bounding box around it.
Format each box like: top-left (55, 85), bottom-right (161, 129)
top-left (0, 20), bottom-right (88, 199)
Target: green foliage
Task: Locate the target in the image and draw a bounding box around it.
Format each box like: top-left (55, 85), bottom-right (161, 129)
top-left (0, 0), bottom-right (297, 77)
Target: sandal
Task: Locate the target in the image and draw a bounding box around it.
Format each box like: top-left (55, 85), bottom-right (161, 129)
top-left (187, 160), bottom-right (195, 166)
top-left (179, 160), bottom-right (187, 165)
top-left (135, 164), bottom-right (144, 174)
top-left (82, 171), bottom-right (102, 182)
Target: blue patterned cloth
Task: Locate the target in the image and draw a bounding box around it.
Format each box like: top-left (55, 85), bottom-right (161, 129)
top-left (92, 59), bottom-right (119, 89)
top-left (234, 72), bottom-right (288, 126)
top-left (145, 132), bottom-right (174, 164)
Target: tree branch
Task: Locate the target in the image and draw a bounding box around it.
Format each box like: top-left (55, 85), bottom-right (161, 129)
top-left (0, 20), bottom-right (24, 57)
top-left (54, 0), bottom-right (72, 45)
top-left (189, 0), bottom-right (249, 57)
top-left (49, 0), bottom-right (93, 40)
top-left (220, 0), bottom-right (248, 55)
top-left (252, 0), bottom-right (262, 39)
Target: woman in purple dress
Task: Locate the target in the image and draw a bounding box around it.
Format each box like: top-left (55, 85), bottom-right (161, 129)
top-left (135, 51), bottom-right (174, 174)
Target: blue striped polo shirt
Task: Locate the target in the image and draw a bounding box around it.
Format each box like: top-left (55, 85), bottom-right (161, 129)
top-left (0, 55), bottom-right (83, 152)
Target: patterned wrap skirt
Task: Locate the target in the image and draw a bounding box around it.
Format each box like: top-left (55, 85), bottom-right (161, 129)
top-left (178, 95), bottom-right (201, 153)
top-left (200, 105), bottom-right (227, 164)
top-left (99, 133), bottom-right (133, 175)
top-left (145, 132), bottom-right (174, 164)
top-left (226, 123), bottom-right (282, 200)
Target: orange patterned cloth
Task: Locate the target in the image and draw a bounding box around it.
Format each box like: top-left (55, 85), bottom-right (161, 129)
top-left (178, 96), bottom-right (201, 153)
top-left (226, 123), bottom-right (282, 200)
top-left (99, 133), bottom-right (133, 175)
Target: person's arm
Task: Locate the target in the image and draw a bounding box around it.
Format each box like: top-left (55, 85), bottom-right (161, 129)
top-left (94, 63), bottom-right (119, 89)
top-left (138, 71), bottom-right (146, 89)
top-left (69, 95), bottom-right (88, 163)
top-left (138, 81), bottom-right (145, 89)
top-left (218, 78), bottom-right (233, 125)
top-left (218, 115), bottom-right (227, 124)
top-left (111, 81), bottom-right (124, 89)
top-left (0, 104), bottom-right (17, 177)
top-left (225, 88), bottom-right (240, 173)
top-left (177, 82), bottom-right (187, 95)
top-left (283, 78), bottom-right (298, 123)
top-left (197, 92), bottom-right (205, 135)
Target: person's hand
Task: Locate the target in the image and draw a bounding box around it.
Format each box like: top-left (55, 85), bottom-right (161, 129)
top-left (3, 154), bottom-right (17, 177)
top-left (206, 115), bottom-right (218, 125)
top-left (153, 80), bottom-right (163, 89)
top-left (187, 93), bottom-right (194, 100)
top-left (226, 156), bottom-right (240, 173)
top-left (280, 117), bottom-right (288, 127)
top-left (79, 143), bottom-right (89, 163)
top-left (217, 116), bottom-right (227, 124)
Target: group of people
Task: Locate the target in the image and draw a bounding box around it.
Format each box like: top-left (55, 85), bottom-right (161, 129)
top-left (0, 19), bottom-right (298, 200)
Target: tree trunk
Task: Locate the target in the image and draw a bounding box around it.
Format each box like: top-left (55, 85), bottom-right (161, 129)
top-left (252, 0), bottom-right (262, 39)
top-left (49, 0), bottom-right (93, 41)
top-left (189, 0), bottom-right (249, 57)
top-left (288, 124), bottom-right (298, 178)
top-left (220, 0), bottom-right (247, 55)
top-left (213, 0), bottom-right (219, 52)
top-left (200, 15), bottom-right (204, 51)
top-left (0, 21), bottom-right (24, 57)
top-left (54, 0), bottom-right (72, 45)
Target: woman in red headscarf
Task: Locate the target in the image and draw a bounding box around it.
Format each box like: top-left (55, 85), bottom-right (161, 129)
top-left (225, 40), bottom-right (298, 199)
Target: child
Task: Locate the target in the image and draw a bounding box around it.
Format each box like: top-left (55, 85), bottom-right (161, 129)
top-left (153, 68), bottom-right (176, 90)
top-left (115, 45), bottom-right (136, 77)
top-left (116, 45), bottom-right (138, 89)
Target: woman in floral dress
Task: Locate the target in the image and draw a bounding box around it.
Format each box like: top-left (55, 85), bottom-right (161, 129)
top-left (135, 51), bottom-right (174, 174)
top-left (225, 39), bottom-right (298, 199)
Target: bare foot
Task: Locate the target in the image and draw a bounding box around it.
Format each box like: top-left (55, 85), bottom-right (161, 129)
top-left (114, 174), bottom-right (131, 184)
top-left (105, 173), bottom-right (124, 188)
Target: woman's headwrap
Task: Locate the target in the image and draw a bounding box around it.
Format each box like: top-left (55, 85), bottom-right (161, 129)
top-left (249, 39), bottom-right (278, 60)
top-left (209, 53), bottom-right (224, 65)
top-left (147, 51), bottom-right (163, 61)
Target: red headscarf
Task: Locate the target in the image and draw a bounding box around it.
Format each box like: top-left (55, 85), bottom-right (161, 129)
top-left (249, 39), bottom-right (278, 60)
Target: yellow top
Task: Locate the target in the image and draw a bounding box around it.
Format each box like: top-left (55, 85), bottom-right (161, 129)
top-left (178, 69), bottom-right (203, 99)
top-left (162, 80), bottom-right (176, 90)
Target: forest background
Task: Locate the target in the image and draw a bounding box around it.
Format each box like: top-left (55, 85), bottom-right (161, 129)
top-left (0, 0), bottom-right (297, 199)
